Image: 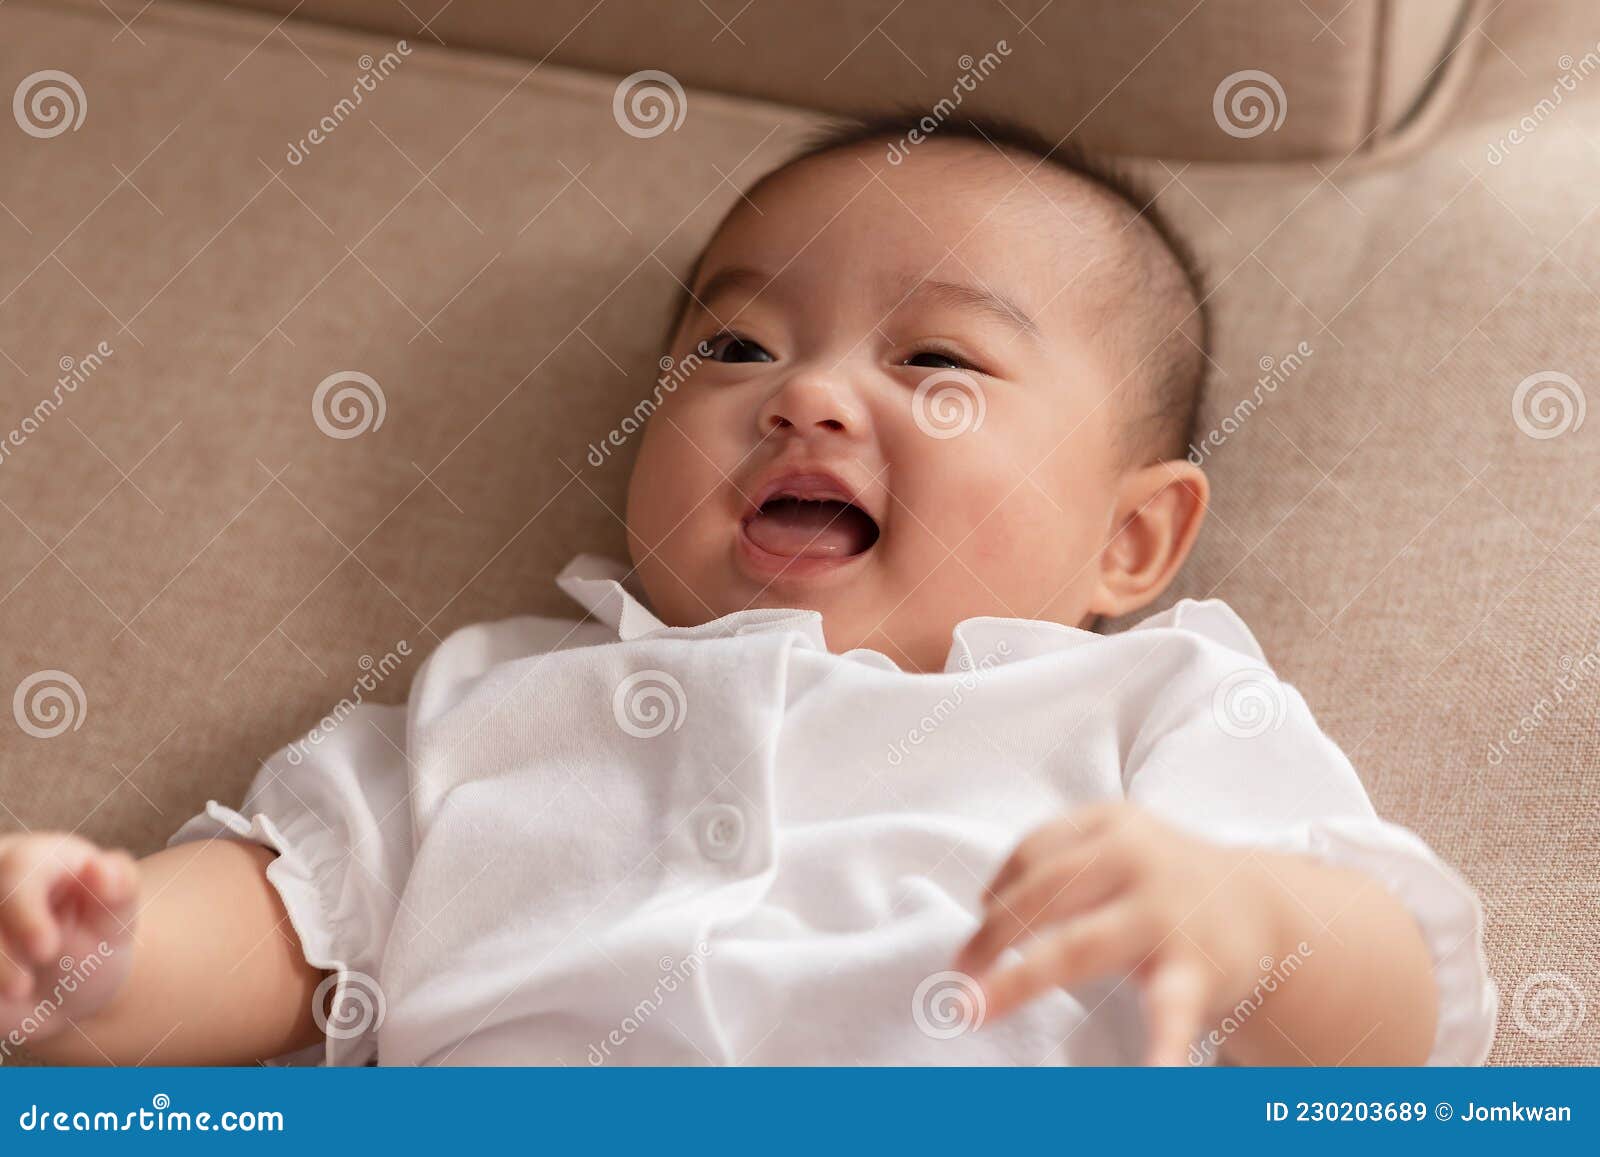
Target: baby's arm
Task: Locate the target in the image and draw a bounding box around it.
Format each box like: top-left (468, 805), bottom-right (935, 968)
top-left (0, 833), bottom-right (327, 1065)
top-left (1203, 843), bottom-right (1440, 1066)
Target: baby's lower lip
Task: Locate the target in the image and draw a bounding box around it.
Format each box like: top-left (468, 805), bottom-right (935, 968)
top-left (735, 520), bottom-right (873, 580)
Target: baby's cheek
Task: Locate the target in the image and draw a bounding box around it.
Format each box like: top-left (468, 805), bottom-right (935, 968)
top-left (956, 469), bottom-right (1102, 606)
top-left (956, 441), bottom-right (1047, 536)
top-left (630, 424), bottom-right (709, 545)
top-left (961, 490), bottom-right (1056, 569)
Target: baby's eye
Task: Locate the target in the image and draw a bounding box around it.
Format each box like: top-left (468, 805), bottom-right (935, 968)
top-left (700, 333), bottom-right (775, 364)
top-left (903, 350), bottom-right (970, 371)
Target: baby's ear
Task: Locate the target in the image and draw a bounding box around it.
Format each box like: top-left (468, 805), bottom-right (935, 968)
top-left (1089, 459), bottom-right (1208, 619)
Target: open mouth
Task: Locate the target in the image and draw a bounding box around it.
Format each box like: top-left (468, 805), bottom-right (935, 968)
top-left (740, 474), bottom-right (881, 564)
top-left (743, 496), bottom-right (880, 559)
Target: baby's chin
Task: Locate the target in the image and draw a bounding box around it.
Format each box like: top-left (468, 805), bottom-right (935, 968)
top-left (692, 573), bottom-right (853, 622)
top-left (648, 574), bottom-right (972, 671)
top-left (636, 544), bottom-right (964, 669)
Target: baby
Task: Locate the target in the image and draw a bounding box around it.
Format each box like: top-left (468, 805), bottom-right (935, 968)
top-left (0, 115), bottom-right (1495, 1067)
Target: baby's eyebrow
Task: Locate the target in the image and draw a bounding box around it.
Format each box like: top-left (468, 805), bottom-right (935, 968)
top-left (906, 279), bottom-right (1040, 341)
top-left (689, 266), bottom-right (772, 316)
top-left (665, 265), bottom-right (772, 345)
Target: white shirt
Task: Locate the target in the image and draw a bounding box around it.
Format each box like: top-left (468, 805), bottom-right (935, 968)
top-left (171, 555), bottom-right (1497, 1066)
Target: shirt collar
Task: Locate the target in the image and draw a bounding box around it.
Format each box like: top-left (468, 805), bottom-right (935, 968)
top-left (555, 554), bottom-right (670, 641)
top-left (556, 554), bottom-right (831, 650)
top-left (555, 554), bottom-right (1264, 670)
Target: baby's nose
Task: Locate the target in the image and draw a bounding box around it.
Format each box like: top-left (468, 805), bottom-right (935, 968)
top-left (758, 371), bottom-right (864, 436)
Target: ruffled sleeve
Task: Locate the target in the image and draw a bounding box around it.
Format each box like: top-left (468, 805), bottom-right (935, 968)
top-left (168, 703), bottom-right (414, 1066)
top-left (1231, 816), bottom-right (1497, 1065)
top-left (1123, 642), bottom-right (1497, 1065)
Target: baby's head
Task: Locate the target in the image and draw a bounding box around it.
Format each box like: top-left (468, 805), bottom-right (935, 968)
top-left (625, 115), bottom-right (1211, 671)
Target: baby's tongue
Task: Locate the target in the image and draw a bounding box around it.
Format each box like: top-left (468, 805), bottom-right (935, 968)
top-left (745, 497), bottom-right (875, 558)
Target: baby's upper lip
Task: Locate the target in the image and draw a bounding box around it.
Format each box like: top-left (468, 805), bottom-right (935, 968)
top-left (742, 465), bottom-right (880, 524)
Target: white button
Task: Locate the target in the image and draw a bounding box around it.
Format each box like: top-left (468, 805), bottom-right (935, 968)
top-left (697, 803), bottom-right (745, 862)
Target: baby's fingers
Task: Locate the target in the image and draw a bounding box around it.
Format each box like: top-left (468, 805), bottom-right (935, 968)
top-left (74, 850), bottom-right (140, 920)
top-left (955, 849), bottom-right (1124, 978)
top-left (979, 901), bottom-right (1148, 1022)
top-left (0, 941), bottom-right (32, 1002)
top-left (1141, 956), bottom-right (1214, 1067)
top-left (0, 859), bottom-right (63, 966)
top-left (983, 804), bottom-right (1122, 902)
top-left (0, 836), bottom-right (104, 967)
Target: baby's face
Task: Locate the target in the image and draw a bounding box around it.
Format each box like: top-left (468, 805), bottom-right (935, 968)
top-left (625, 140), bottom-right (1177, 671)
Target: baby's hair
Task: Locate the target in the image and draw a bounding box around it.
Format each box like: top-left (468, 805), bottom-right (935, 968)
top-left (668, 111), bottom-right (1210, 464)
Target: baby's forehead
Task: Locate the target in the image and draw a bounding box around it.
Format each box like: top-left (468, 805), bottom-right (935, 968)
top-left (694, 140), bottom-right (1135, 333)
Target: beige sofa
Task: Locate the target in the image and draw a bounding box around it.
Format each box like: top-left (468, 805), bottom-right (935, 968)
top-left (1, 0), bottom-right (1595, 1065)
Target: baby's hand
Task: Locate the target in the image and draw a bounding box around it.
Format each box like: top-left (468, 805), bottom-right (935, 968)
top-left (955, 800), bottom-right (1278, 1066)
top-left (0, 833), bottom-right (139, 1042)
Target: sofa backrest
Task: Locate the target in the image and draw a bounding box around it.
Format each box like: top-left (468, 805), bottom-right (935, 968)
top-left (209, 0), bottom-right (1480, 160)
